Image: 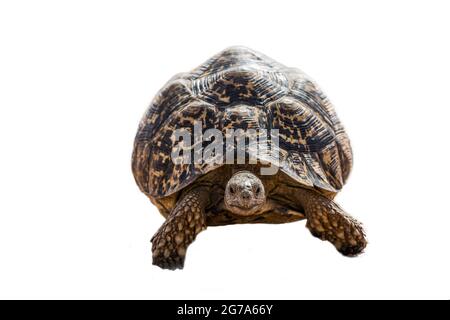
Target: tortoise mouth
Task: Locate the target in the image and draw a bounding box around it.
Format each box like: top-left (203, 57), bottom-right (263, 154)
top-left (226, 202), bottom-right (265, 216)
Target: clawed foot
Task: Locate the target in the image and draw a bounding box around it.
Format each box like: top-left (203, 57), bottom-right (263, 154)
top-left (150, 188), bottom-right (208, 270)
top-left (152, 248), bottom-right (185, 270)
top-left (307, 210), bottom-right (367, 256)
top-left (151, 231), bottom-right (187, 270)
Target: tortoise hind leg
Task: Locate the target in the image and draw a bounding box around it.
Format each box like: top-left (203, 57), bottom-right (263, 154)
top-left (151, 186), bottom-right (209, 270)
top-left (294, 188), bottom-right (367, 256)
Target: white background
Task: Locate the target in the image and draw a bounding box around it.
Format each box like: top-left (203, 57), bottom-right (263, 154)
top-left (0, 0), bottom-right (449, 299)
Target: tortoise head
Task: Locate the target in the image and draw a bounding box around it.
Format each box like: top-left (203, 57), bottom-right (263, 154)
top-left (224, 171), bottom-right (266, 216)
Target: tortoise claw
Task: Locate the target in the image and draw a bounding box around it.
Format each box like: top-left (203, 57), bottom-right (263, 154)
top-left (152, 250), bottom-right (185, 270)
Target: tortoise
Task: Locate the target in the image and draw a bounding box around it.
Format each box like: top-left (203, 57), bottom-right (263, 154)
top-left (132, 46), bottom-right (367, 270)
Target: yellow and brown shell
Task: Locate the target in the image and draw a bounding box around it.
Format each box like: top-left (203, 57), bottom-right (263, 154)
top-left (132, 46), bottom-right (352, 201)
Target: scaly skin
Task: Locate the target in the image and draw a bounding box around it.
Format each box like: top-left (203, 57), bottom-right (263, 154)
top-left (151, 187), bottom-right (209, 270)
top-left (293, 187), bottom-right (367, 256)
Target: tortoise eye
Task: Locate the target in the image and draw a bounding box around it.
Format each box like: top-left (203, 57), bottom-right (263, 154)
top-left (255, 186), bottom-right (261, 194)
top-left (229, 186), bottom-right (236, 194)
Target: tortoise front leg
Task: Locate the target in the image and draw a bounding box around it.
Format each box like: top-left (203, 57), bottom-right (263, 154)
top-left (293, 188), bottom-right (367, 256)
top-left (151, 186), bottom-right (209, 270)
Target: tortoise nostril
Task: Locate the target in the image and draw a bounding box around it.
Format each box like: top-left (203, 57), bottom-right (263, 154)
top-left (241, 191), bottom-right (251, 200)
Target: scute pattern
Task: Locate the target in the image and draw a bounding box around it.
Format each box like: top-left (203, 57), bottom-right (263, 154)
top-left (132, 46), bottom-right (352, 198)
top-left (194, 69), bottom-right (288, 107)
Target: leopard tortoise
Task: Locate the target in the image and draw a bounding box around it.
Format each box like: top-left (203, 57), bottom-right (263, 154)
top-left (132, 46), bottom-right (367, 270)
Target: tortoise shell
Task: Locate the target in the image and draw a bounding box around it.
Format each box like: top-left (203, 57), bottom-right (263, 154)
top-left (132, 46), bottom-right (352, 201)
